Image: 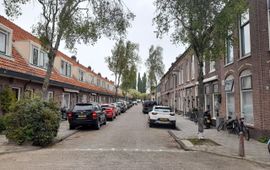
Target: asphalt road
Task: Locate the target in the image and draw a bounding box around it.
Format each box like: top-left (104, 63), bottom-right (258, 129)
top-left (0, 104), bottom-right (268, 170)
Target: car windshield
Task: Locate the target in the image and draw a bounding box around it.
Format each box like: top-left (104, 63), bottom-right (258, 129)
top-left (73, 105), bottom-right (93, 111)
top-left (153, 107), bottom-right (171, 112)
top-left (101, 104), bottom-right (110, 108)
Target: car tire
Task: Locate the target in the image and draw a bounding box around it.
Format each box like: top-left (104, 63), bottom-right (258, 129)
top-left (95, 120), bottom-right (101, 130)
top-left (69, 124), bottom-right (76, 130)
top-left (171, 123), bottom-right (176, 129)
top-left (103, 117), bottom-right (107, 125)
top-left (149, 123), bottom-right (153, 128)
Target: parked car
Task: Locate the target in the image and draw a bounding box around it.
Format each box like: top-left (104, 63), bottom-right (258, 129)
top-left (101, 104), bottom-right (117, 120)
top-left (127, 100), bottom-right (133, 108)
top-left (142, 100), bottom-right (157, 114)
top-left (111, 103), bottom-right (121, 116)
top-left (116, 101), bottom-right (126, 113)
top-left (132, 101), bottom-right (138, 105)
top-left (67, 103), bottom-right (106, 130)
top-left (148, 105), bottom-right (176, 129)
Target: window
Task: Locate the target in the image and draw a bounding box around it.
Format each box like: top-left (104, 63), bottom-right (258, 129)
top-left (97, 79), bottom-right (101, 86)
top-left (225, 75), bottom-right (235, 118)
top-left (12, 87), bottom-right (21, 100)
top-left (187, 61), bottom-right (190, 81)
top-left (0, 27), bottom-right (11, 57)
top-left (61, 60), bottom-right (72, 77)
top-left (209, 61), bottom-right (215, 72)
top-left (225, 35), bottom-right (234, 64)
top-left (32, 46), bottom-right (39, 66)
top-left (191, 55), bottom-right (195, 79)
top-left (47, 91), bottom-right (53, 101)
top-left (268, 0), bottom-right (270, 49)
top-left (203, 61), bottom-right (206, 75)
top-left (0, 31), bottom-right (7, 54)
top-left (79, 69), bottom-right (84, 82)
top-left (62, 93), bottom-right (70, 109)
top-left (30, 46), bottom-right (49, 68)
top-left (240, 70), bottom-right (254, 125)
top-left (181, 69), bottom-right (184, 84)
top-left (240, 10), bottom-right (251, 57)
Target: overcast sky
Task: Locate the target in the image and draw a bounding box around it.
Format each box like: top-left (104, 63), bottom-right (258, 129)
top-left (0, 0), bottom-right (187, 82)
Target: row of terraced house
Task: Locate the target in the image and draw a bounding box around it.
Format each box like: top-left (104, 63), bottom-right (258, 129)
top-left (158, 0), bottom-right (270, 138)
top-left (0, 16), bottom-right (126, 115)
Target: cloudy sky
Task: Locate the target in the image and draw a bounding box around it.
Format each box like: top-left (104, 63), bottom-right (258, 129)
top-left (0, 0), bottom-right (187, 82)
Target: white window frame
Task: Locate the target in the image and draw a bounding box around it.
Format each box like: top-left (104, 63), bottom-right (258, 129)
top-left (12, 87), bottom-right (21, 101)
top-left (191, 55), bottom-right (195, 79)
top-left (79, 69), bottom-right (85, 82)
top-left (187, 61), bottom-right (190, 81)
top-left (203, 61), bottom-right (206, 75)
top-left (47, 91), bottom-right (54, 101)
top-left (30, 45), bottom-right (49, 69)
top-left (60, 60), bottom-right (72, 77)
top-left (0, 23), bottom-right (12, 57)
top-left (225, 75), bottom-right (235, 119)
top-left (209, 61), bottom-right (215, 73)
top-left (225, 35), bottom-right (234, 65)
top-left (240, 71), bottom-right (254, 125)
top-left (266, 0), bottom-right (270, 51)
top-left (239, 9), bottom-right (251, 58)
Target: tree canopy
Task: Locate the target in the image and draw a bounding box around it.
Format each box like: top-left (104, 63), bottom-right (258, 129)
top-left (146, 45), bottom-right (165, 92)
top-left (154, 0), bottom-right (248, 136)
top-left (4, 0), bottom-right (134, 97)
top-left (106, 39), bottom-right (140, 100)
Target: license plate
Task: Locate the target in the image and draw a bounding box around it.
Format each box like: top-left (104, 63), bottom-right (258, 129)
top-left (78, 113), bottom-right (86, 118)
top-left (159, 118), bottom-right (168, 121)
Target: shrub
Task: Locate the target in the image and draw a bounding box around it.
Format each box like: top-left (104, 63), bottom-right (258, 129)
top-left (0, 86), bottom-right (16, 114)
top-left (5, 97), bottom-right (60, 146)
top-left (0, 116), bottom-right (6, 134)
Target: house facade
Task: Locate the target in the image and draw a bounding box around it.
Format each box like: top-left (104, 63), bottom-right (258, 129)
top-left (0, 16), bottom-right (124, 114)
top-left (159, 0), bottom-right (270, 137)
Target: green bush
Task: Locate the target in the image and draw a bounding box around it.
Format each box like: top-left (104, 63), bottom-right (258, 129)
top-left (5, 97), bottom-right (60, 146)
top-left (0, 86), bottom-right (16, 114)
top-left (0, 116), bottom-right (6, 134)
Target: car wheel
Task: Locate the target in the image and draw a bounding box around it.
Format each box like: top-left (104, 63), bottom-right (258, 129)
top-left (69, 124), bottom-right (75, 130)
top-left (171, 123), bottom-right (176, 129)
top-left (149, 123), bottom-right (153, 128)
top-left (103, 117), bottom-right (107, 125)
top-left (95, 120), bottom-right (101, 130)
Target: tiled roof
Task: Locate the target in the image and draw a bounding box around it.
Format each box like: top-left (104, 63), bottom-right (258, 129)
top-left (0, 16), bottom-right (118, 96)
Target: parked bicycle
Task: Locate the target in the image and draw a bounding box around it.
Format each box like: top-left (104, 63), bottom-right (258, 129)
top-left (238, 117), bottom-right (250, 141)
top-left (217, 116), bottom-right (239, 134)
top-left (217, 116), bottom-right (250, 141)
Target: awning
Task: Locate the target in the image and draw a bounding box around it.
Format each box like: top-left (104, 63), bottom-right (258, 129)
top-left (64, 88), bottom-right (79, 93)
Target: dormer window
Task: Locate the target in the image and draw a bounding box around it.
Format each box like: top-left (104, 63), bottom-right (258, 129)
top-left (30, 45), bottom-right (49, 69)
top-left (79, 69), bottom-right (85, 82)
top-left (0, 24), bottom-right (12, 57)
top-left (61, 60), bottom-right (72, 77)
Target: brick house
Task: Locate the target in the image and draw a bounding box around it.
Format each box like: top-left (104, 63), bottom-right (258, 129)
top-left (159, 0), bottom-right (270, 137)
top-left (0, 16), bottom-right (123, 115)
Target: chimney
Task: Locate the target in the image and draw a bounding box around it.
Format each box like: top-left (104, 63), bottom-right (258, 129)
top-left (71, 55), bottom-right (77, 61)
top-left (98, 73), bottom-right (101, 77)
top-left (88, 66), bottom-right (92, 71)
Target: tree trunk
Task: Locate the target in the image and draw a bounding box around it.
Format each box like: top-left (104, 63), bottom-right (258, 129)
top-left (42, 50), bottom-right (56, 100)
top-left (197, 60), bottom-right (205, 136)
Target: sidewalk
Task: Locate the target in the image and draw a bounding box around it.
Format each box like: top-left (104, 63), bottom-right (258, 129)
top-left (0, 120), bottom-right (78, 155)
top-left (169, 115), bottom-right (270, 166)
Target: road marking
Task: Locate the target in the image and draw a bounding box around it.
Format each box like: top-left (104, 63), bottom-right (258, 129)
top-left (47, 148), bottom-right (185, 153)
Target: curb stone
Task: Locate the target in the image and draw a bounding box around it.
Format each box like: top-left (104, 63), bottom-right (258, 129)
top-left (0, 129), bottom-right (79, 155)
top-left (168, 130), bottom-right (270, 167)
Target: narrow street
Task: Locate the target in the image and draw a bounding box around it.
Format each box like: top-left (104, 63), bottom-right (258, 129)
top-left (0, 104), bottom-right (267, 170)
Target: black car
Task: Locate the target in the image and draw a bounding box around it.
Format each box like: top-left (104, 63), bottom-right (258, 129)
top-left (67, 103), bottom-right (107, 130)
top-left (142, 100), bottom-right (157, 114)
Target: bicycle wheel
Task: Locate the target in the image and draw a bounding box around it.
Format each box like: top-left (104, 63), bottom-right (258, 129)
top-left (217, 121), bottom-right (224, 131)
